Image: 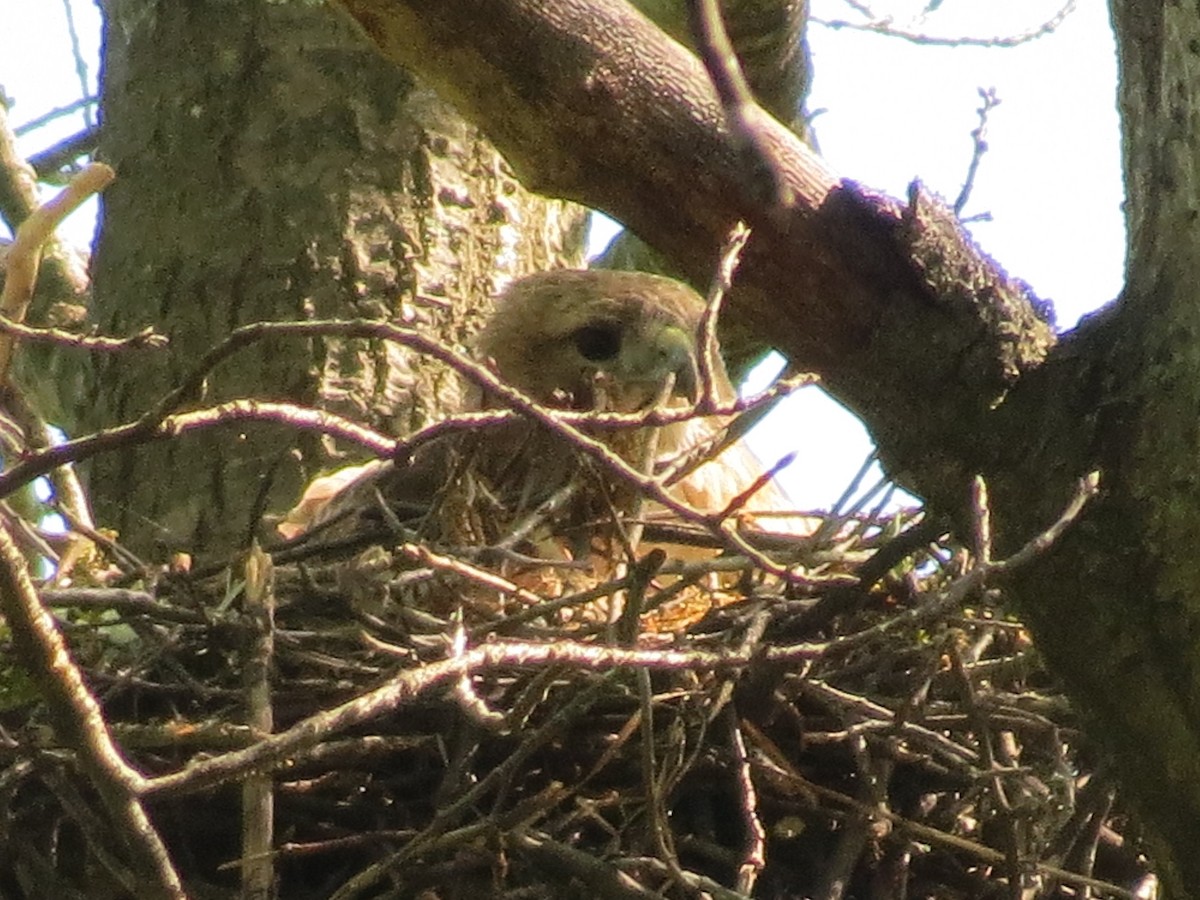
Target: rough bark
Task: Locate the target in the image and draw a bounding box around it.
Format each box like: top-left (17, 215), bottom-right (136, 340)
top-left (326, 0), bottom-right (1200, 892)
top-left (83, 0), bottom-right (585, 560)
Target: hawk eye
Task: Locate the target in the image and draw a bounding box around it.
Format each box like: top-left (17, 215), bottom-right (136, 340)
top-left (572, 324), bottom-right (622, 362)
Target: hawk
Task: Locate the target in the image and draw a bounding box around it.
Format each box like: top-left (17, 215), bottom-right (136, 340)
top-left (281, 269), bottom-right (806, 570)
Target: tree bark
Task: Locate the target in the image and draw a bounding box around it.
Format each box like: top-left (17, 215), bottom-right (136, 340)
top-left (83, 0), bottom-right (585, 560)
top-left (328, 0), bottom-right (1200, 891)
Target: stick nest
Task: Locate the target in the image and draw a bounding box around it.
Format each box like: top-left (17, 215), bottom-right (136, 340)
top-left (0, 495), bottom-right (1153, 899)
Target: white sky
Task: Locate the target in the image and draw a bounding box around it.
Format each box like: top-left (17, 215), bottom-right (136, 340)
top-left (2, 1), bottom-right (1124, 512)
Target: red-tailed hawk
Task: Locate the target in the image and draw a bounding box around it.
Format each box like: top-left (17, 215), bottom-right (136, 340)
top-left (282, 270), bottom-right (808, 576)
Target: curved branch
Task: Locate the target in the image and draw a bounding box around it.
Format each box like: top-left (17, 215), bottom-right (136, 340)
top-left (332, 0), bottom-right (1056, 515)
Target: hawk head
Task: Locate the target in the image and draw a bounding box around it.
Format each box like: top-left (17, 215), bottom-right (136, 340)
top-left (477, 270), bottom-right (728, 411)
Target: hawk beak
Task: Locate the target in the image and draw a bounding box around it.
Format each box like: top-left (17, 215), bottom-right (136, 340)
top-left (645, 324), bottom-right (700, 404)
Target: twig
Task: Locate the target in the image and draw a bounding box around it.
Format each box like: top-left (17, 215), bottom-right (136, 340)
top-left (0, 92), bottom-right (91, 306)
top-left (993, 471), bottom-right (1100, 573)
top-left (0, 101), bottom-right (42, 227)
top-left (473, 569), bottom-right (636, 638)
top-left (716, 451), bottom-right (798, 520)
top-left (60, 0), bottom-right (96, 129)
top-left (611, 854), bottom-right (752, 900)
top-left (0, 399), bottom-right (396, 499)
top-left (645, 370), bottom-right (816, 489)
top-left (0, 381), bottom-right (102, 581)
top-left (969, 473), bottom-right (993, 564)
top-left (0, 162), bottom-right (115, 383)
top-left (54, 504), bottom-right (151, 577)
top-left (448, 612), bottom-right (508, 728)
top-left (698, 222), bottom-right (751, 408)
top-left (637, 661), bottom-right (683, 885)
top-left (0, 308), bottom-right (802, 517)
top-left (609, 374), bottom-right (673, 641)
top-left (815, 731), bottom-right (882, 899)
top-left (0, 514), bottom-right (181, 897)
top-left (41, 587), bottom-right (207, 625)
top-left (799, 678), bottom-right (980, 769)
top-left (398, 541), bottom-right (548, 609)
top-left (28, 126), bottom-right (101, 179)
top-left (330, 677), bottom-right (617, 899)
top-left (149, 315), bottom-right (791, 434)
top-left (727, 712), bottom-right (766, 895)
top-left (240, 542), bottom-right (277, 898)
top-left (13, 96), bottom-right (99, 137)
top-left (511, 829), bottom-right (660, 899)
top-left (496, 479), bottom-right (582, 551)
top-left (954, 87), bottom-right (1000, 218)
top-left (815, 1), bottom-right (1077, 48)
top-left (820, 471), bottom-right (1101, 657)
top-left (810, 450), bottom-right (879, 544)
top-left (686, 0), bottom-right (791, 208)
top-left (0, 314), bottom-right (166, 352)
top-left (38, 762), bottom-right (146, 896)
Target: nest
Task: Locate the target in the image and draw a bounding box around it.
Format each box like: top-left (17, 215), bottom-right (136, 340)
top-left (0, 478), bottom-right (1154, 900)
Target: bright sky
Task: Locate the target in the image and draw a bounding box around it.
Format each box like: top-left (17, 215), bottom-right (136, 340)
top-left (2, 1), bottom-right (1124, 513)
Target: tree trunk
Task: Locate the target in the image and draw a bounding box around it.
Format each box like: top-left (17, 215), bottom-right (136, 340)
top-left (83, 0), bottom-right (585, 561)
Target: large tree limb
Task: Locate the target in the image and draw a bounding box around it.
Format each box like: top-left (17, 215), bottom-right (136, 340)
top-left (333, 0), bottom-right (1056, 517)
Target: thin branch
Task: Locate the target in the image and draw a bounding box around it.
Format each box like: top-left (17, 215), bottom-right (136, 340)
top-left (40, 587), bottom-right (207, 625)
top-left (953, 87), bottom-right (1000, 217)
top-left (28, 126), bottom-right (101, 179)
top-left (716, 451), bottom-right (798, 521)
top-left (148, 317), bottom-right (647, 426)
top-left (698, 221), bottom-right (751, 407)
top-left (686, 0), bottom-right (791, 208)
top-left (815, 1), bottom-right (1078, 48)
top-left (969, 473), bottom-right (993, 565)
top-left (992, 471), bottom-right (1100, 573)
top-left (158, 321), bottom-right (799, 574)
top-left (823, 471), bottom-right (1101, 656)
top-left (0, 382), bottom-right (100, 583)
top-left (0, 514), bottom-right (181, 897)
top-left (59, 0), bottom-right (96, 129)
top-left (0, 162), bottom-right (115, 383)
top-left (0, 400), bottom-right (396, 500)
top-left (0, 314), bottom-right (167, 352)
top-left (239, 543), bottom-right (277, 898)
top-left (728, 712), bottom-right (766, 895)
top-left (397, 541), bottom-right (548, 609)
top-left (509, 830), bottom-right (662, 900)
top-left (0, 100), bottom-right (42, 229)
top-left (13, 96), bottom-right (99, 137)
